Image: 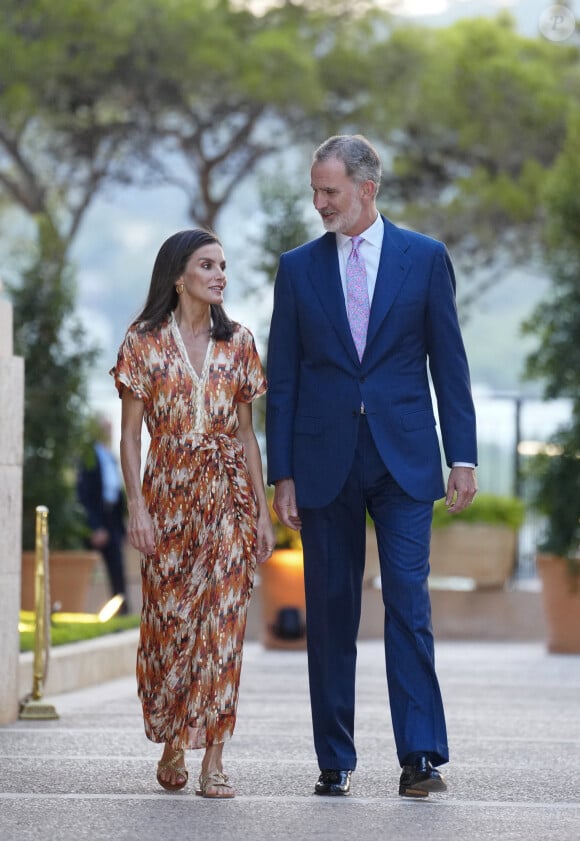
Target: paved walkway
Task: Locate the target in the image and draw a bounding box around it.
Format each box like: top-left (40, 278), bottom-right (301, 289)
top-left (1, 641), bottom-right (579, 840)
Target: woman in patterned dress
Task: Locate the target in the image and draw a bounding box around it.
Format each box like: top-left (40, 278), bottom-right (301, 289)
top-left (111, 229), bottom-right (275, 798)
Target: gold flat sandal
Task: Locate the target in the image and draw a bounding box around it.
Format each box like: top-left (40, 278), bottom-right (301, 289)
top-left (196, 770), bottom-right (235, 799)
top-left (156, 748), bottom-right (188, 791)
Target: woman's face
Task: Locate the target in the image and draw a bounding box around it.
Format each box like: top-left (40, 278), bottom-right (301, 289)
top-left (177, 243), bottom-right (227, 305)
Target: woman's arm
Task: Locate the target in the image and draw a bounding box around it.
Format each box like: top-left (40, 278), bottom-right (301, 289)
top-left (236, 401), bottom-right (275, 564)
top-left (120, 389), bottom-right (155, 555)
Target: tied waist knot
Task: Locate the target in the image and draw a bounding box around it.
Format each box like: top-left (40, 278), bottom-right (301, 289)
top-left (149, 433), bottom-right (246, 498)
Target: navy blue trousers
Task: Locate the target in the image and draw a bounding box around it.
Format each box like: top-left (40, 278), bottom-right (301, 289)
top-left (299, 415), bottom-right (448, 771)
top-left (101, 507), bottom-right (129, 611)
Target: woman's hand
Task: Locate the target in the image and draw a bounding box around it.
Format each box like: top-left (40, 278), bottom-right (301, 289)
top-left (127, 503), bottom-right (156, 555)
top-left (256, 509), bottom-right (276, 565)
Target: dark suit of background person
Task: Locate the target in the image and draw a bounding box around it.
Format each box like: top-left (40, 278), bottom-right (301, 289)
top-left (266, 135), bottom-right (477, 798)
top-left (77, 416), bottom-right (130, 614)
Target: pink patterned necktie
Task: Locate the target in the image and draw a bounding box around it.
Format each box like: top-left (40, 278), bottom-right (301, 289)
top-left (346, 235), bottom-right (370, 361)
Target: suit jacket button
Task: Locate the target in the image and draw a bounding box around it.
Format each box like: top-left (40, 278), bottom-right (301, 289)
top-left (352, 410), bottom-right (358, 418)
top-left (359, 376), bottom-right (366, 383)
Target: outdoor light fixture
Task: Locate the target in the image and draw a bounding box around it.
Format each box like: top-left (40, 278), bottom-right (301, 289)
top-left (47, 594), bottom-right (126, 625)
top-left (97, 594), bottom-right (125, 622)
top-left (271, 606), bottom-right (305, 640)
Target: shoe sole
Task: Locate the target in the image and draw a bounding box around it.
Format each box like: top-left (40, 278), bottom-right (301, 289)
top-left (399, 779), bottom-right (447, 798)
top-left (314, 790), bottom-right (351, 796)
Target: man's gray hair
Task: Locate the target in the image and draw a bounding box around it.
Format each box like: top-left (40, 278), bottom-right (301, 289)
top-left (313, 135), bottom-right (382, 195)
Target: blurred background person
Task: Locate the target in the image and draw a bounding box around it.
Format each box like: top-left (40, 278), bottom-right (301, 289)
top-left (77, 414), bottom-right (130, 614)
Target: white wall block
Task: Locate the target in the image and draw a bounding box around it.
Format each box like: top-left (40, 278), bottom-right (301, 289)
top-left (0, 298), bottom-right (24, 725)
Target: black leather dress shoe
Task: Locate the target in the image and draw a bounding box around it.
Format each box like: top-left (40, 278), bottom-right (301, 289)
top-left (314, 769), bottom-right (352, 796)
top-left (399, 755), bottom-right (447, 798)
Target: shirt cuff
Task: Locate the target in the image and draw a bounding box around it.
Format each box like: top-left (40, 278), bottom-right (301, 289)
top-left (452, 462), bottom-right (475, 468)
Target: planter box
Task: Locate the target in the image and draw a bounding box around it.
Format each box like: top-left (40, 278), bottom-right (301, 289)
top-left (429, 523), bottom-right (517, 588)
top-left (21, 550), bottom-right (100, 614)
top-left (537, 552), bottom-right (580, 654)
top-left (365, 522), bottom-right (517, 589)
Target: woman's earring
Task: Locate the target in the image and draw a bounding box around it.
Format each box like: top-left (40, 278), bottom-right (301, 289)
top-left (176, 281), bottom-right (185, 295)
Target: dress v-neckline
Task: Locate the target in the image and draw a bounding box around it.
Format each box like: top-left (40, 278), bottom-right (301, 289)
top-left (170, 312), bottom-right (213, 382)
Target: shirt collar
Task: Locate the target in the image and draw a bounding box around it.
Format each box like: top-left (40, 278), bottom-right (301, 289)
top-left (336, 214), bottom-right (384, 252)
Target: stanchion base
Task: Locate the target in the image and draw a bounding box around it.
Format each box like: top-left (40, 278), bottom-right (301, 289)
top-left (18, 698), bottom-right (59, 720)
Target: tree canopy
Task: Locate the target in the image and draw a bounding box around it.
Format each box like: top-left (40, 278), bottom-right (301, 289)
top-left (1, 3), bottom-right (577, 262)
top-left (0, 0), bottom-right (143, 252)
top-left (366, 15), bottom-right (579, 291)
top-left (521, 106), bottom-right (580, 559)
top-left (523, 107), bottom-right (580, 400)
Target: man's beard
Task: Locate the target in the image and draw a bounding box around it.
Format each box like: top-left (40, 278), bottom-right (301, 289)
top-left (319, 197), bottom-right (363, 234)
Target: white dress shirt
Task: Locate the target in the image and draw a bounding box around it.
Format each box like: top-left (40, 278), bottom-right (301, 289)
top-left (95, 442), bottom-right (122, 504)
top-left (336, 214), bottom-right (384, 304)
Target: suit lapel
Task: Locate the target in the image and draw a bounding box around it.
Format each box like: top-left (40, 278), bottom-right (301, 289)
top-left (365, 218), bottom-right (412, 353)
top-left (308, 233), bottom-right (359, 362)
top-left (307, 220), bottom-right (413, 363)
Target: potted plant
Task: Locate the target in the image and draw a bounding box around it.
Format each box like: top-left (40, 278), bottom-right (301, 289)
top-left (428, 492), bottom-right (525, 588)
top-left (10, 225), bottom-right (100, 613)
top-left (520, 113), bottom-right (580, 652)
top-left (527, 428), bottom-right (580, 653)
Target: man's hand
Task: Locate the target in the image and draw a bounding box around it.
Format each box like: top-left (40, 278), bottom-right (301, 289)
top-left (90, 528), bottom-right (110, 549)
top-left (445, 466), bottom-right (477, 514)
top-left (273, 478), bottom-right (302, 531)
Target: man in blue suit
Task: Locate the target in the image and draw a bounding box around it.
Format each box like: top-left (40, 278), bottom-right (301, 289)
top-left (266, 135), bottom-right (477, 798)
top-left (77, 415), bottom-right (130, 614)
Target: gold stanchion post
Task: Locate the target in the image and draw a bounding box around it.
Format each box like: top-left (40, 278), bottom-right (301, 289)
top-left (19, 505), bottom-right (59, 719)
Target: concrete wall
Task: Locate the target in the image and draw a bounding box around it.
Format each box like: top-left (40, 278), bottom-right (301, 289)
top-left (0, 294), bottom-right (25, 724)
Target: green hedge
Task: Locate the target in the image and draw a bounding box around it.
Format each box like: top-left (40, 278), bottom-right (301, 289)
top-left (432, 493), bottom-right (525, 530)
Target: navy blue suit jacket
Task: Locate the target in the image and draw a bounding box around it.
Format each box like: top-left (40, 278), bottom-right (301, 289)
top-left (266, 217), bottom-right (477, 508)
top-left (77, 447), bottom-right (125, 535)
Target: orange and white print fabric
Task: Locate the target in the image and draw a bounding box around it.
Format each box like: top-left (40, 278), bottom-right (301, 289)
top-left (111, 314), bottom-right (266, 749)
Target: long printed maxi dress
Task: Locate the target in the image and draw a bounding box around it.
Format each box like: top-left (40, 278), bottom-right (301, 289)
top-left (110, 313), bottom-right (266, 750)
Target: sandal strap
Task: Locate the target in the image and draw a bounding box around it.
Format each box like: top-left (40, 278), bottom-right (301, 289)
top-left (199, 770), bottom-right (232, 791)
top-left (158, 749), bottom-right (187, 776)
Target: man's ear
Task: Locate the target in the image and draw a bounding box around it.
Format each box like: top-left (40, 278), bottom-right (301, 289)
top-left (361, 180), bottom-right (376, 199)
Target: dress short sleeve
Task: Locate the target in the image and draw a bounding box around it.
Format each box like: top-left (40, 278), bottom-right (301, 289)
top-left (236, 328), bottom-right (267, 404)
top-left (109, 327), bottom-right (151, 402)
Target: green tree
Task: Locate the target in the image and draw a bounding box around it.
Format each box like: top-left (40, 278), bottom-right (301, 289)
top-left (523, 110), bottom-right (580, 399)
top-left (0, 0), bottom-right (140, 546)
top-left (241, 13), bottom-right (578, 315)
top-left (117, 0), bottom-right (388, 228)
top-left (9, 221), bottom-right (98, 548)
top-left (254, 178), bottom-right (312, 287)
top-left (249, 175), bottom-right (313, 438)
top-left (364, 15), bottom-right (580, 303)
top-left (522, 107), bottom-right (580, 564)
top-left (0, 0), bottom-right (141, 250)
top-left (5, 5), bottom-right (572, 276)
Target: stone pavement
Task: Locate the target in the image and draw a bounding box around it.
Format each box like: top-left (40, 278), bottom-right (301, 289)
top-left (1, 640), bottom-right (579, 841)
